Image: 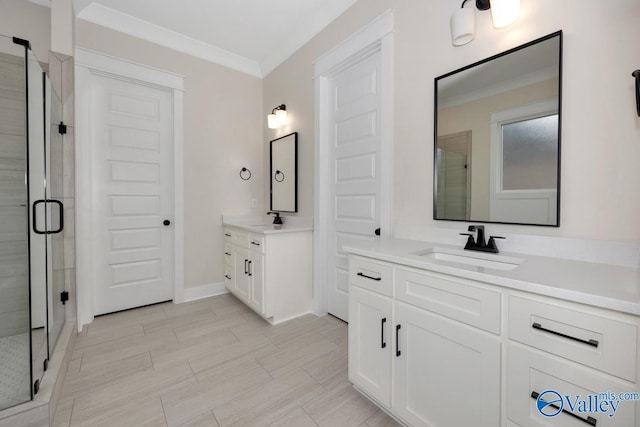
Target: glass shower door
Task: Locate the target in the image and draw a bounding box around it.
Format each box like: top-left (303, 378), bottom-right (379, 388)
top-left (27, 50), bottom-right (48, 396)
top-left (0, 35), bottom-right (31, 411)
top-left (29, 52), bottom-right (66, 394)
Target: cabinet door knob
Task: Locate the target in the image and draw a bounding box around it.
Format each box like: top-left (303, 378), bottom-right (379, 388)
top-left (163, 219), bottom-right (171, 226)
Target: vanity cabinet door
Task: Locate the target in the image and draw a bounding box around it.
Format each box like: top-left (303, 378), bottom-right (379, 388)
top-left (248, 250), bottom-right (265, 315)
top-left (393, 301), bottom-right (501, 427)
top-left (507, 343), bottom-right (638, 427)
top-left (348, 285), bottom-right (393, 408)
top-left (233, 246), bottom-right (250, 302)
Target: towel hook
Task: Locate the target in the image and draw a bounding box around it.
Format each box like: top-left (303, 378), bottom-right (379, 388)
top-left (239, 167), bottom-right (251, 180)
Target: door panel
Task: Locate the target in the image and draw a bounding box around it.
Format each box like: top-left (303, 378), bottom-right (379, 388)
top-left (327, 51), bottom-right (382, 321)
top-left (90, 75), bottom-right (174, 315)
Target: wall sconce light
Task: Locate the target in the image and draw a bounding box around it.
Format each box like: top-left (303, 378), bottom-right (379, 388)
top-left (267, 104), bottom-right (287, 129)
top-left (451, 0), bottom-right (520, 46)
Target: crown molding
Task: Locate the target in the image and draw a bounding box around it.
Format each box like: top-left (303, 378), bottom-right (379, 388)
top-left (77, 3), bottom-right (263, 78)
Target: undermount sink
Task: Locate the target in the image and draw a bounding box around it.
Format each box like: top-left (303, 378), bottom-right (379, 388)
top-left (413, 247), bottom-right (524, 271)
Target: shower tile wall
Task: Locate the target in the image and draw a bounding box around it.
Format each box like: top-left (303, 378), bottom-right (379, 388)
top-left (0, 52), bottom-right (28, 339)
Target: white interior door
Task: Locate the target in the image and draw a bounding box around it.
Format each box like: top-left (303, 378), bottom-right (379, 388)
top-left (90, 74), bottom-right (174, 315)
top-left (327, 51), bottom-right (383, 321)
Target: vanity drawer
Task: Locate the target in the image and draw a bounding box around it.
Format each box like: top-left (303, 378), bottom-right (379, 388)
top-left (509, 295), bottom-right (638, 382)
top-left (232, 229), bottom-right (249, 246)
top-left (507, 343), bottom-right (638, 427)
top-left (349, 256), bottom-right (393, 297)
top-left (394, 268), bottom-right (501, 334)
top-left (248, 233), bottom-right (265, 253)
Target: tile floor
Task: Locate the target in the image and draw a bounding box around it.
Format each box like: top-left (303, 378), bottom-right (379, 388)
top-left (53, 293), bottom-right (400, 427)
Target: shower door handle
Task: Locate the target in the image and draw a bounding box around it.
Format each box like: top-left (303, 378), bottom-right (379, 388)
top-left (32, 199), bottom-right (64, 234)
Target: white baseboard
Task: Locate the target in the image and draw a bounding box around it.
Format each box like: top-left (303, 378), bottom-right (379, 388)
top-left (182, 281), bottom-right (228, 303)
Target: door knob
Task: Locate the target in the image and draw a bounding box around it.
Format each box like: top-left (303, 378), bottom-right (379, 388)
top-left (163, 220), bottom-right (171, 226)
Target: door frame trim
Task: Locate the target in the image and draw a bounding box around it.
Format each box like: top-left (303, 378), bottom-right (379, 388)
top-left (75, 48), bottom-right (185, 330)
top-left (312, 10), bottom-right (394, 317)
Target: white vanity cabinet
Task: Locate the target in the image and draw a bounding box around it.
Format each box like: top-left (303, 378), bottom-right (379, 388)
top-left (223, 225), bottom-right (312, 324)
top-left (348, 256), bottom-right (501, 426)
top-left (347, 252), bottom-right (640, 427)
top-left (506, 295), bottom-right (639, 427)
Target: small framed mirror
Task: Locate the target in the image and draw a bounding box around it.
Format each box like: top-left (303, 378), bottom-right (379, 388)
top-left (270, 132), bottom-right (298, 212)
top-left (434, 31), bottom-right (562, 226)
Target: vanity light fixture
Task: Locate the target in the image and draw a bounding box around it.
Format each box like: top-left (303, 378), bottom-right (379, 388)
top-left (267, 104), bottom-right (287, 129)
top-left (451, 0), bottom-right (520, 46)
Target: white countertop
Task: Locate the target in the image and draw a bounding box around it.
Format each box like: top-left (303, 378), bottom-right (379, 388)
top-left (343, 238), bottom-right (640, 316)
top-left (224, 219), bottom-right (313, 235)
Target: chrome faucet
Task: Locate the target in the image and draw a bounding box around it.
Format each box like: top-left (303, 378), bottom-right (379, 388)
top-left (460, 225), bottom-right (504, 253)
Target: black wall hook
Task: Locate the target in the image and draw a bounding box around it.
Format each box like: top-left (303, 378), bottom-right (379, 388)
top-left (633, 70), bottom-right (640, 117)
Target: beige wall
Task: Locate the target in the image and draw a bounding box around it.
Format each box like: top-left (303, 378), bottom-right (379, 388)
top-left (438, 79), bottom-right (558, 219)
top-left (264, 0), bottom-right (640, 243)
top-left (76, 21), bottom-right (264, 289)
top-left (0, 0), bottom-right (51, 62)
top-left (263, 0), bottom-right (391, 218)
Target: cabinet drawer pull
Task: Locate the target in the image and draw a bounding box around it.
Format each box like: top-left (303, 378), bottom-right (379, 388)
top-left (532, 322), bottom-right (599, 348)
top-left (357, 272), bottom-right (382, 281)
top-left (531, 391), bottom-right (597, 426)
top-left (225, 252), bottom-right (231, 256)
top-left (251, 241), bottom-right (261, 246)
top-left (225, 275), bottom-right (231, 280)
top-left (396, 324), bottom-right (401, 357)
top-left (248, 260), bottom-right (252, 276)
top-left (244, 259), bottom-right (248, 274)
top-left (225, 233), bottom-right (231, 237)
top-left (381, 318), bottom-right (387, 348)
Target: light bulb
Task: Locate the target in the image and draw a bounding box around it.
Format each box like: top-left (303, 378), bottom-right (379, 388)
top-left (276, 108), bottom-right (287, 126)
top-left (490, 0), bottom-right (520, 29)
top-left (267, 113), bottom-right (278, 129)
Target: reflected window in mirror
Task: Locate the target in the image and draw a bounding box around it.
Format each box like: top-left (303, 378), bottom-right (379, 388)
top-left (434, 31), bottom-right (562, 226)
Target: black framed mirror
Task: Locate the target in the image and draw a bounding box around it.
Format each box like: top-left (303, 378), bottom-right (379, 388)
top-left (434, 31), bottom-right (562, 226)
top-left (270, 132), bottom-right (298, 212)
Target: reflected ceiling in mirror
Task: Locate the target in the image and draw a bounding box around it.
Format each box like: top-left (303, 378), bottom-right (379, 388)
top-left (434, 31), bottom-right (562, 227)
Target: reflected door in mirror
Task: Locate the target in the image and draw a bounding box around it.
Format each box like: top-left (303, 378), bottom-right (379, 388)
top-left (434, 31), bottom-right (562, 226)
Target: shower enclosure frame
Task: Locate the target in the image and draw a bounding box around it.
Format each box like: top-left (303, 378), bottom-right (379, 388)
top-left (0, 34), bottom-right (67, 412)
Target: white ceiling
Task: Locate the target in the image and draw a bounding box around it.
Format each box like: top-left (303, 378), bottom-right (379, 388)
top-left (34, 0), bottom-right (358, 77)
